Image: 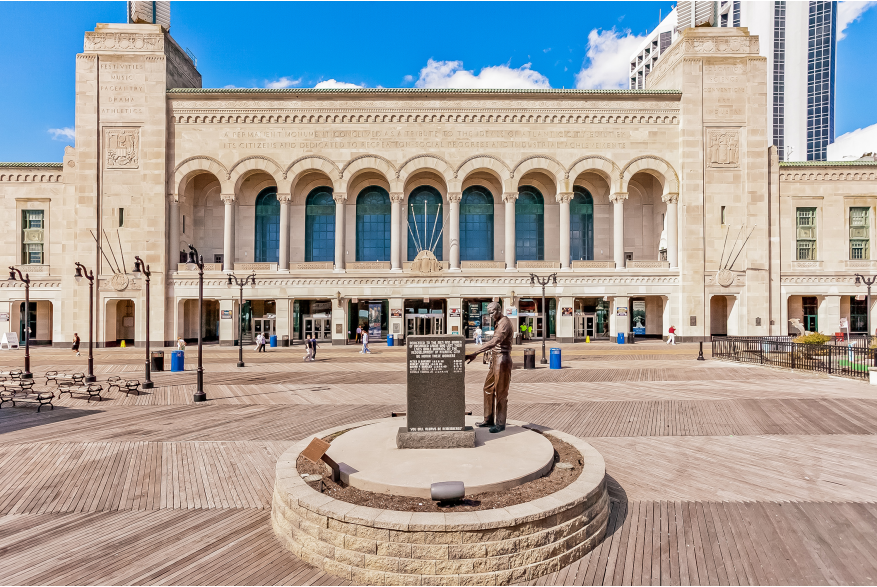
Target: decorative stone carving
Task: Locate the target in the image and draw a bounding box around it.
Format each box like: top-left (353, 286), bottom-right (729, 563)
top-left (716, 268), bottom-right (735, 287)
top-left (409, 250), bottom-right (443, 274)
top-left (707, 129), bottom-right (740, 169)
top-left (389, 191), bottom-right (404, 203)
top-left (332, 192), bottom-right (347, 203)
top-left (84, 32), bottom-right (164, 52)
top-left (556, 192), bottom-right (574, 203)
top-left (110, 273), bottom-right (130, 291)
top-left (502, 192), bottom-right (518, 203)
top-left (220, 193), bottom-right (236, 204)
top-left (662, 192), bottom-right (679, 204)
top-left (105, 128), bottom-right (139, 169)
top-left (609, 192), bottom-right (628, 204)
top-left (447, 192), bottom-right (462, 203)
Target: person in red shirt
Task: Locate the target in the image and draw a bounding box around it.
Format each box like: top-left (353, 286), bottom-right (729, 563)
top-left (666, 325), bottom-right (676, 345)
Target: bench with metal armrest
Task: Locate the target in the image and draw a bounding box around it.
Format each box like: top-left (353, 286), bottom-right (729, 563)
top-left (58, 383), bottom-right (104, 402)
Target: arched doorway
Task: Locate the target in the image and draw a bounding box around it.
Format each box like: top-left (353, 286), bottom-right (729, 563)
top-left (407, 186), bottom-right (443, 260)
top-left (460, 185), bottom-right (494, 261)
top-left (356, 186), bottom-right (391, 261)
top-left (305, 186), bottom-right (335, 262)
top-left (710, 296), bottom-right (728, 336)
top-left (254, 187), bottom-right (279, 263)
top-left (105, 299), bottom-right (135, 347)
top-left (516, 185), bottom-right (544, 261)
top-left (570, 186), bottom-right (594, 261)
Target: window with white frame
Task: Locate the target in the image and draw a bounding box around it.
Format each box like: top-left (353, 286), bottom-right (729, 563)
top-left (21, 210), bottom-right (45, 265)
top-left (850, 207), bottom-right (870, 260)
top-left (796, 208), bottom-right (816, 260)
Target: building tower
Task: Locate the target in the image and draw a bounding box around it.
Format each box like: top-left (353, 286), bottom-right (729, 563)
top-left (629, 1), bottom-right (837, 161)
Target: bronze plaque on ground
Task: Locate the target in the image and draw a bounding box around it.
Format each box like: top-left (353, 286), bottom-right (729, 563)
top-left (301, 437), bottom-right (331, 463)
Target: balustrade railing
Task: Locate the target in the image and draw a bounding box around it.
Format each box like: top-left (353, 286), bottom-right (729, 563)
top-left (711, 336), bottom-right (874, 381)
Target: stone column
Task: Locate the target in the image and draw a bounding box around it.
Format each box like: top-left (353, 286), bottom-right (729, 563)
top-left (557, 295), bottom-right (574, 343)
top-left (389, 192), bottom-right (403, 272)
top-left (818, 295), bottom-right (841, 336)
top-left (221, 193), bottom-right (236, 272)
top-left (278, 193), bottom-right (291, 272)
top-left (168, 196), bottom-right (180, 272)
top-left (447, 297), bottom-right (463, 335)
top-left (503, 192), bottom-right (517, 270)
top-left (612, 296), bottom-right (630, 341)
top-left (331, 296), bottom-right (346, 345)
top-left (448, 192), bottom-right (462, 271)
top-left (219, 298), bottom-right (235, 346)
top-left (333, 192), bottom-right (346, 273)
top-left (610, 192), bottom-right (628, 269)
top-left (663, 193), bottom-right (679, 268)
top-left (557, 192), bottom-right (573, 270)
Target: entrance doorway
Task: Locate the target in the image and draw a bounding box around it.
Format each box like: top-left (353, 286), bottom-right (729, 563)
top-left (240, 300), bottom-right (276, 343)
top-left (304, 315), bottom-right (331, 340)
top-left (254, 315), bottom-right (275, 339)
top-left (463, 298), bottom-right (496, 339)
top-left (348, 300), bottom-right (389, 340)
top-left (294, 300), bottom-right (333, 341)
top-left (573, 298), bottom-right (609, 339)
top-left (403, 299), bottom-right (446, 337)
top-left (575, 314), bottom-right (596, 338)
top-left (803, 296), bottom-right (818, 332)
top-left (518, 298), bottom-right (555, 340)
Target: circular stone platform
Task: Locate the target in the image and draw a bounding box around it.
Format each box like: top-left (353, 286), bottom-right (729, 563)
top-left (272, 418), bottom-right (609, 585)
top-left (329, 416), bottom-right (555, 498)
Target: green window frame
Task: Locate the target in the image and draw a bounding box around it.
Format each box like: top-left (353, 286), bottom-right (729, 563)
top-left (515, 186), bottom-right (544, 261)
top-left (305, 187), bottom-right (335, 262)
top-left (850, 207), bottom-right (869, 260)
top-left (459, 186), bottom-right (494, 261)
top-left (407, 186), bottom-right (443, 261)
top-left (796, 207), bottom-right (816, 261)
top-left (254, 188), bottom-right (280, 263)
top-left (355, 186), bottom-right (391, 262)
top-left (21, 210), bottom-right (44, 265)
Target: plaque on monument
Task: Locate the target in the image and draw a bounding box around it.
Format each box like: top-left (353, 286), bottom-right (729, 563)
top-left (398, 334), bottom-right (474, 448)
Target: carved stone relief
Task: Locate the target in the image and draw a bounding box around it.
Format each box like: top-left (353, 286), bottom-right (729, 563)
top-left (105, 127), bottom-right (140, 169)
top-left (706, 129), bottom-right (740, 169)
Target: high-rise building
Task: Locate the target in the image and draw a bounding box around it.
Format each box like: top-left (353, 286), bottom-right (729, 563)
top-left (630, 1), bottom-right (837, 161)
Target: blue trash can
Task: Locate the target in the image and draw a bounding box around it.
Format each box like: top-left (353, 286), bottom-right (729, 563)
top-left (387, 334), bottom-right (394, 347)
top-left (170, 350), bottom-right (185, 372)
top-left (617, 332), bottom-right (625, 344)
top-left (550, 348), bottom-right (561, 370)
top-left (270, 335), bottom-right (277, 348)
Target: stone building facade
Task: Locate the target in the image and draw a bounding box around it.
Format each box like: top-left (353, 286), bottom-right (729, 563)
top-left (1, 22), bottom-right (875, 347)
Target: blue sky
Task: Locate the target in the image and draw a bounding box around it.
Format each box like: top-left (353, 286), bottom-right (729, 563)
top-left (1, 1), bottom-right (875, 162)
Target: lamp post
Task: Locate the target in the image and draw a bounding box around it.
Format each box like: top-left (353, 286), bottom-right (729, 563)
top-left (227, 272), bottom-right (256, 367)
top-left (7, 267), bottom-right (33, 379)
top-left (132, 256), bottom-right (153, 389)
top-left (186, 245), bottom-right (206, 402)
top-left (854, 273), bottom-right (877, 338)
top-left (74, 262), bottom-right (96, 382)
top-left (529, 272), bottom-right (557, 365)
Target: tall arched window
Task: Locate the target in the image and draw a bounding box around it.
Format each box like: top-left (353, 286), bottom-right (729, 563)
top-left (570, 187), bottom-right (594, 261)
top-left (516, 185), bottom-right (544, 261)
top-left (305, 187), bottom-right (335, 262)
top-left (460, 185), bottom-right (494, 261)
top-left (407, 186), bottom-right (443, 260)
top-left (356, 186), bottom-right (391, 261)
top-left (255, 187), bottom-right (280, 263)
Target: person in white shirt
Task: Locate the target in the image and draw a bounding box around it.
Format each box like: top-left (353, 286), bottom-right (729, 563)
top-left (474, 327), bottom-right (483, 345)
top-left (360, 330), bottom-right (370, 354)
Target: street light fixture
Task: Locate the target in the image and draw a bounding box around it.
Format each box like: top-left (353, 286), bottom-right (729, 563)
top-left (7, 267), bottom-right (33, 379)
top-left (132, 256), bottom-right (154, 390)
top-left (855, 273), bottom-right (877, 337)
top-left (186, 245), bottom-right (206, 402)
top-left (227, 272), bottom-right (256, 367)
top-left (529, 272), bottom-right (558, 365)
top-left (74, 262), bottom-right (96, 382)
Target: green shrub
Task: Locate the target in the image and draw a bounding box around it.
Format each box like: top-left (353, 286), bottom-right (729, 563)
top-left (793, 333), bottom-right (831, 345)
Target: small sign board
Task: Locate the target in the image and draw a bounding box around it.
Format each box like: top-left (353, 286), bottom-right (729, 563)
top-left (449, 308), bottom-right (461, 317)
top-left (0, 332), bottom-right (19, 349)
top-left (301, 437), bottom-right (331, 463)
top-left (505, 307), bottom-right (518, 317)
top-left (221, 310), bottom-right (232, 319)
top-left (0, 313), bottom-right (8, 321)
top-left (856, 294), bottom-right (867, 301)
top-left (616, 307), bottom-right (628, 317)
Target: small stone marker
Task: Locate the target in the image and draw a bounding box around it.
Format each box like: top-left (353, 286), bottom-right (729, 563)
top-left (301, 437), bottom-right (340, 482)
top-left (398, 334), bottom-right (474, 449)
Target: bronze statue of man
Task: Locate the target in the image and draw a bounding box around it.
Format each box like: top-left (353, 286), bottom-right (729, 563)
top-left (465, 301), bottom-right (513, 433)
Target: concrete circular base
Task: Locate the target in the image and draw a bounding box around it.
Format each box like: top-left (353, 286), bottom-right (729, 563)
top-left (330, 416), bottom-right (555, 498)
top-left (272, 418), bottom-right (609, 586)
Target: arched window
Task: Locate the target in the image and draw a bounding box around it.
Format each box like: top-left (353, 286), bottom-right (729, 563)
top-left (356, 186), bottom-right (391, 261)
top-left (407, 186), bottom-right (443, 260)
top-left (255, 187), bottom-right (280, 263)
top-left (305, 187), bottom-right (335, 262)
top-left (460, 185), bottom-right (494, 261)
top-left (515, 185), bottom-right (544, 261)
top-left (570, 187), bottom-right (594, 261)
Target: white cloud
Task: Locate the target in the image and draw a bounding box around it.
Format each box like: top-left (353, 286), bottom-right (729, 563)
top-left (412, 59), bottom-right (550, 89)
top-left (48, 127), bottom-right (75, 141)
top-left (403, 74), bottom-right (414, 84)
top-left (313, 79), bottom-right (365, 89)
top-left (574, 28), bottom-right (647, 90)
top-left (827, 123), bottom-right (877, 160)
top-left (838, 1), bottom-right (877, 40)
top-left (223, 84), bottom-right (238, 89)
top-left (265, 76), bottom-right (301, 89)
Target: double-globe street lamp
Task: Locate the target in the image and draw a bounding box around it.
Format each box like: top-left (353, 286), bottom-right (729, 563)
top-left (227, 272), bottom-right (256, 368)
top-left (7, 267), bottom-right (33, 379)
top-left (529, 272), bottom-right (557, 365)
top-left (185, 244), bottom-right (206, 402)
top-left (132, 256), bottom-right (154, 389)
top-left (854, 273), bottom-right (877, 337)
top-left (73, 262), bottom-right (97, 382)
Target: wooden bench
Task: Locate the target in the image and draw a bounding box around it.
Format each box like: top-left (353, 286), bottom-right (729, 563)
top-left (48, 372), bottom-right (85, 386)
top-left (58, 383), bottom-right (104, 402)
top-left (35, 392), bottom-right (54, 412)
top-left (106, 376), bottom-right (122, 394)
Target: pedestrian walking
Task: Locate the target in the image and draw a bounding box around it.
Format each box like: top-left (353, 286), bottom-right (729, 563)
top-left (666, 325), bottom-right (676, 345)
top-left (356, 326), bottom-right (362, 343)
top-left (303, 337), bottom-right (313, 361)
top-left (72, 332), bottom-right (81, 356)
top-left (310, 336), bottom-right (319, 361)
top-left (475, 326), bottom-right (483, 345)
top-left (258, 333), bottom-right (267, 352)
top-left (360, 330), bottom-right (370, 354)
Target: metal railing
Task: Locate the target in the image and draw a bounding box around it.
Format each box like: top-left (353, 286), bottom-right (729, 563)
top-left (711, 336), bottom-right (874, 381)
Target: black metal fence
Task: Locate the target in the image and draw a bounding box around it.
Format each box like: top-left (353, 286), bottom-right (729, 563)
top-left (711, 336), bottom-right (874, 381)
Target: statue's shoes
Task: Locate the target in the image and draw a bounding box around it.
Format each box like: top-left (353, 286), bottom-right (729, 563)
top-left (489, 425), bottom-right (505, 434)
top-left (475, 420), bottom-right (494, 428)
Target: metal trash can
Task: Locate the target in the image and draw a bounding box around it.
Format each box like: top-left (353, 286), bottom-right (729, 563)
top-left (514, 331), bottom-right (523, 345)
top-left (627, 332), bottom-right (635, 344)
top-left (151, 351), bottom-right (165, 372)
top-left (269, 335), bottom-right (277, 348)
top-left (281, 335), bottom-right (289, 347)
top-left (170, 350), bottom-right (185, 372)
top-left (617, 332), bottom-right (625, 344)
top-left (523, 348), bottom-right (536, 369)
top-left (550, 348), bottom-right (561, 369)
top-left (387, 334), bottom-right (394, 347)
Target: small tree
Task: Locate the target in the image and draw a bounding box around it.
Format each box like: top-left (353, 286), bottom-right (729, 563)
top-left (793, 333), bottom-right (831, 345)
